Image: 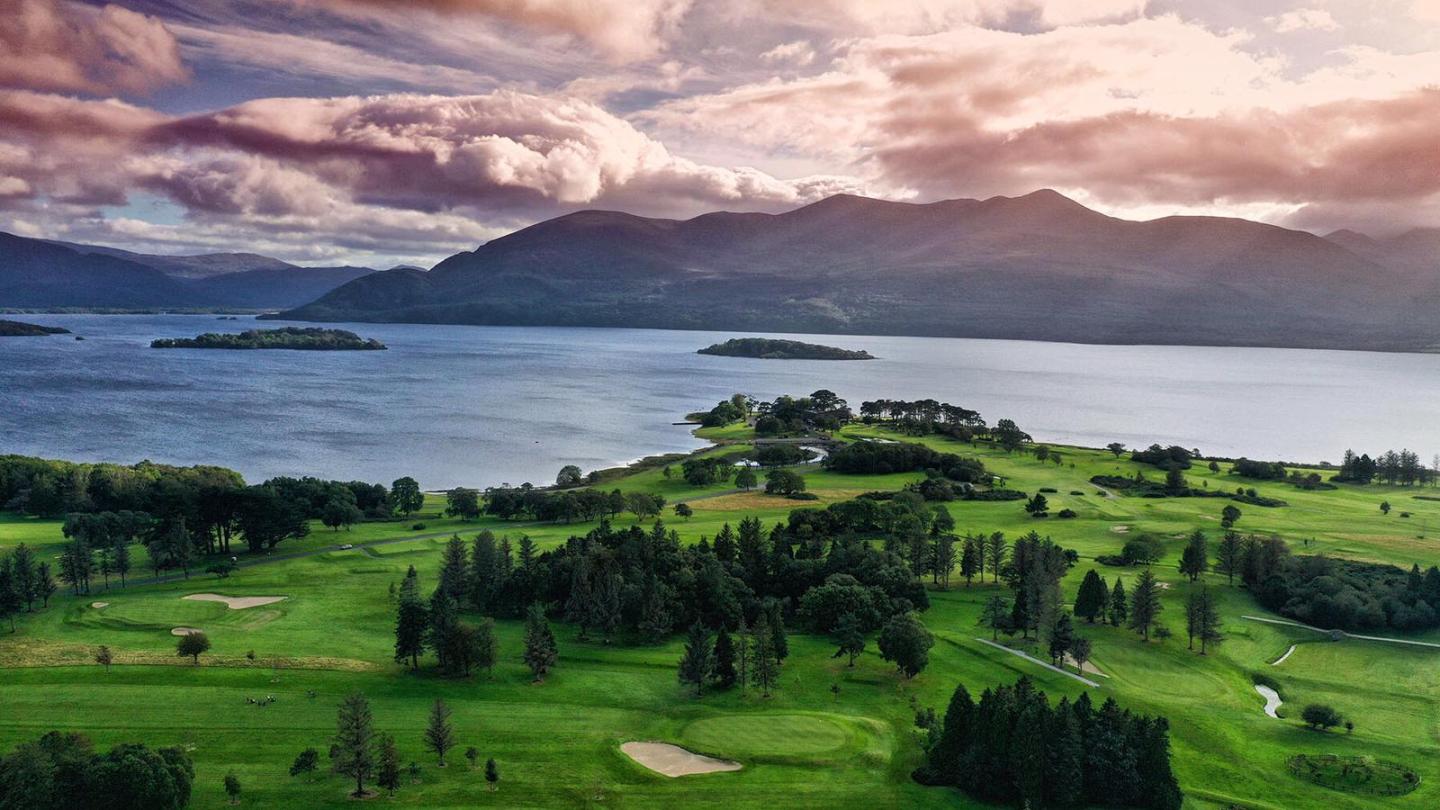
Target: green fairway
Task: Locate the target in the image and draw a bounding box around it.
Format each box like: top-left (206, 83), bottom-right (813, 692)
top-left (3, 421), bottom-right (1440, 808)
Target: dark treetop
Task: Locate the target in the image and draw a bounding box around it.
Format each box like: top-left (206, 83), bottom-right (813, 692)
top-left (698, 338), bottom-right (874, 360)
top-left (151, 326), bottom-right (386, 350)
top-left (0, 318), bottom-right (70, 336)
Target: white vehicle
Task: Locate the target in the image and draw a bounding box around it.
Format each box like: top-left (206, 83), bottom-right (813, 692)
top-left (339, 543), bottom-right (354, 550)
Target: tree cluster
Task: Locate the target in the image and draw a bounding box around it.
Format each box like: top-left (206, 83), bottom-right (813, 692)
top-left (918, 679), bottom-right (1182, 810)
top-left (825, 441), bottom-right (988, 482)
top-left (0, 731), bottom-right (194, 810)
top-left (1334, 448), bottom-right (1435, 486)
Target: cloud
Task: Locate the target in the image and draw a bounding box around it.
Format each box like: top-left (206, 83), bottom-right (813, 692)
top-left (0, 88), bottom-right (866, 264)
top-left (1267, 8), bottom-right (1340, 33)
top-left (641, 15), bottom-right (1440, 227)
top-left (309, 0), bottom-right (693, 61)
top-left (0, 0), bottom-right (187, 94)
top-left (760, 40), bottom-right (816, 65)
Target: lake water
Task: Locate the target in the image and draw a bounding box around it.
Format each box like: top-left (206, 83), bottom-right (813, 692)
top-left (3, 314), bottom-right (1439, 489)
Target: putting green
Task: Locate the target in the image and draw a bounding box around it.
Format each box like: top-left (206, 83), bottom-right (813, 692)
top-left (681, 714), bottom-right (851, 758)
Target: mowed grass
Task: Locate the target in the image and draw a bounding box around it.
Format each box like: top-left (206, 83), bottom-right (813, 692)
top-left (2, 425), bottom-right (1440, 807)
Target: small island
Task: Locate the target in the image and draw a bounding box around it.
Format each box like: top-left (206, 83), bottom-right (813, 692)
top-left (0, 319), bottom-right (71, 337)
top-left (151, 326), bottom-right (387, 350)
top-left (698, 337), bottom-right (874, 360)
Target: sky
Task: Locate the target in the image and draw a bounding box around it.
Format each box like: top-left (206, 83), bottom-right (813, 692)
top-left (1, 0), bottom-right (1438, 268)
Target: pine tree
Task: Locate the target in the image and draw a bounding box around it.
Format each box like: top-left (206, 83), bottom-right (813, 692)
top-left (832, 612), bottom-right (866, 667)
top-left (677, 622), bottom-right (714, 697)
top-left (1046, 698), bottom-right (1085, 806)
top-left (986, 533), bottom-right (1008, 583)
top-left (1178, 530), bottom-right (1208, 582)
top-left (713, 523), bottom-right (737, 563)
top-left (980, 595), bottom-right (1009, 640)
top-left (522, 604), bottom-right (558, 681)
top-left (1128, 569), bottom-right (1163, 641)
top-left (1073, 569), bottom-right (1108, 623)
top-left (474, 617), bottom-right (499, 676)
top-left (925, 683), bottom-right (974, 786)
top-left (1215, 530), bottom-right (1242, 585)
top-left (958, 537), bottom-right (978, 586)
top-left (735, 617), bottom-right (750, 694)
top-left (470, 531), bottom-right (498, 613)
top-left (763, 600), bottom-right (788, 663)
top-left (1084, 698), bottom-right (1138, 807)
top-left (423, 699), bottom-right (455, 766)
top-left (0, 558), bottom-right (19, 633)
top-left (564, 552), bottom-right (594, 640)
top-left (1108, 578), bottom-right (1128, 627)
top-left (1193, 587), bottom-right (1223, 654)
top-left (11, 544), bottom-right (35, 611)
top-left (376, 733), bottom-right (401, 795)
top-left (1048, 612), bottom-right (1075, 666)
top-left (713, 627), bottom-right (737, 688)
top-left (750, 616), bottom-right (780, 697)
top-left (426, 590), bottom-right (459, 669)
top-left (485, 758), bottom-right (500, 791)
top-left (393, 568), bottom-right (428, 670)
top-left (1012, 704), bottom-right (1047, 807)
top-left (333, 692), bottom-right (376, 797)
top-left (591, 562), bottom-right (623, 644)
top-left (1134, 717), bottom-right (1183, 810)
top-left (637, 575), bottom-right (673, 643)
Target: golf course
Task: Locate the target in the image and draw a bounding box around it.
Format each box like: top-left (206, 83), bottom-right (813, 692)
top-left (2, 394), bottom-right (1438, 809)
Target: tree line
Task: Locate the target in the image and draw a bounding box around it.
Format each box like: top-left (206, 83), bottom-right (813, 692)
top-left (917, 678), bottom-right (1182, 809)
top-left (1334, 448), bottom-right (1438, 486)
top-left (0, 731), bottom-right (194, 809)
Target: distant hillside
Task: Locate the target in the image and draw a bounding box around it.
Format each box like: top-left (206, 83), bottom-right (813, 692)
top-left (0, 318), bottom-right (70, 336)
top-left (279, 190), bottom-right (1440, 352)
top-left (1, 233), bottom-right (373, 309)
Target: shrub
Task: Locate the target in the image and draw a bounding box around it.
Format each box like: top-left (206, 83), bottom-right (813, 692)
top-left (1057, 508), bottom-right (1077, 519)
top-left (412, 523), bottom-right (426, 530)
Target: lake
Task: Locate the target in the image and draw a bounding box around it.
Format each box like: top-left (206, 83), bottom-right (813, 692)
top-left (3, 314), bottom-right (1439, 489)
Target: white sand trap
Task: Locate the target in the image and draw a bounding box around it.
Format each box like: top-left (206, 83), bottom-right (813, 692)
top-left (621, 742), bottom-right (741, 777)
top-left (1110, 525), bottom-right (1130, 533)
top-left (171, 627), bottom-right (203, 636)
top-left (91, 601), bottom-right (109, 609)
top-left (1255, 685), bottom-right (1282, 718)
top-left (184, 593), bottom-right (286, 610)
top-left (1272, 644), bottom-right (1297, 666)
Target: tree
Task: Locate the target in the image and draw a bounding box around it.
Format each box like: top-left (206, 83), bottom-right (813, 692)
top-left (1128, 569), bottom-right (1163, 641)
top-left (329, 495), bottom-right (366, 532)
top-left (1074, 569), bottom-right (1109, 623)
top-left (465, 747), bottom-right (479, 769)
top-left (749, 616), bottom-right (781, 697)
top-left (1186, 587), bottom-right (1224, 654)
top-left (485, 758), bottom-right (500, 791)
top-left (832, 612), bottom-right (866, 667)
top-left (176, 631), bottom-right (211, 665)
top-left (713, 627), bottom-right (738, 688)
top-left (979, 595), bottom-right (1009, 640)
top-left (985, 533), bottom-right (1007, 583)
top-left (955, 537), bottom-right (975, 587)
top-left (1302, 703), bottom-right (1343, 731)
top-left (1106, 442), bottom-right (1127, 458)
top-left (1048, 612), bottom-right (1075, 666)
top-left (1381, 500), bottom-right (1392, 515)
top-left (735, 467), bottom-right (758, 491)
top-left (764, 468), bottom-right (806, 496)
top-left (473, 617), bottom-right (499, 677)
top-left (1221, 504), bottom-right (1242, 528)
top-left (94, 645), bottom-right (113, 673)
top-left (1108, 578), bottom-right (1128, 627)
top-left (376, 734), bottom-right (401, 795)
top-left (393, 567), bottom-right (427, 670)
top-left (674, 503), bottom-right (693, 520)
top-left (333, 692), bottom-right (376, 797)
top-left (1069, 636), bottom-right (1093, 675)
top-left (877, 613), bottom-right (934, 678)
top-left (677, 622), bottom-right (714, 697)
top-left (1215, 531), bottom-right (1242, 585)
top-left (35, 562), bottom-right (56, 607)
top-left (223, 772), bottom-right (241, 804)
top-left (1024, 493), bottom-right (1049, 517)
top-left (1178, 530), bottom-right (1208, 582)
top-left (391, 477), bottom-right (424, 517)
top-left (289, 748), bottom-right (319, 779)
top-left (444, 488), bottom-right (481, 521)
top-left (556, 465), bottom-right (583, 488)
top-left (424, 699), bottom-right (455, 766)
top-left (522, 604), bottom-right (558, 681)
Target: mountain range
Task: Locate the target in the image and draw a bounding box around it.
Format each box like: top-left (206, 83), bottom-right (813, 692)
top-left (0, 233), bottom-right (373, 310)
top-left (277, 190), bottom-right (1440, 352)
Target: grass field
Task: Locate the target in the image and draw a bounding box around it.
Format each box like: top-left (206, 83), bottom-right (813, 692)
top-left (2, 421), bottom-right (1439, 808)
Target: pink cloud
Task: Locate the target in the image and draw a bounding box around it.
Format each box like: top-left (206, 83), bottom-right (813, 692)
top-left (0, 0), bottom-right (187, 95)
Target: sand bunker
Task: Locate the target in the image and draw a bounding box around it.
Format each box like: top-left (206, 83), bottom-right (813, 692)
top-left (621, 742), bottom-right (741, 777)
top-left (1110, 525), bottom-right (1130, 534)
top-left (1062, 652), bottom-right (1107, 677)
top-left (91, 601), bottom-right (109, 609)
top-left (184, 593), bottom-right (286, 610)
top-left (1255, 684), bottom-right (1282, 718)
top-left (1273, 644), bottom-right (1297, 666)
top-left (170, 627), bottom-right (203, 636)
